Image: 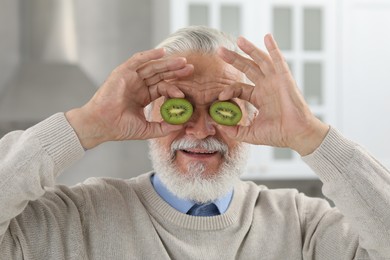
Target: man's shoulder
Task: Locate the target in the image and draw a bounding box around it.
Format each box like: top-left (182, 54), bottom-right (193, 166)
top-left (42, 172), bottom-right (153, 202)
top-left (243, 181), bottom-right (334, 221)
top-left (40, 172), bottom-right (154, 211)
top-left (238, 179), bottom-right (300, 198)
top-left (238, 180), bottom-right (327, 209)
top-left (74, 171), bottom-right (153, 192)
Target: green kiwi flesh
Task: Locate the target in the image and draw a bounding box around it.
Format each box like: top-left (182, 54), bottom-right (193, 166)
top-left (209, 101), bottom-right (242, 126)
top-left (160, 98), bottom-right (193, 125)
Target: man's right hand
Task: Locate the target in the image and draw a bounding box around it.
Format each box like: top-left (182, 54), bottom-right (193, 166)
top-left (65, 48), bottom-right (193, 150)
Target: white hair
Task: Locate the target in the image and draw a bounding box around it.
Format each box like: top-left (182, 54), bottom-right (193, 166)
top-left (156, 25), bottom-right (241, 56)
top-left (156, 26), bottom-right (251, 85)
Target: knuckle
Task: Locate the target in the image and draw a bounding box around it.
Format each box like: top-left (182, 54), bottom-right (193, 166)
top-left (143, 77), bottom-right (152, 86)
top-left (159, 72), bottom-right (166, 80)
top-left (133, 51), bottom-right (145, 59)
top-left (136, 69), bottom-right (146, 79)
top-left (151, 76), bottom-right (162, 86)
top-left (154, 81), bottom-right (165, 92)
top-left (151, 63), bottom-right (160, 73)
top-left (116, 76), bottom-right (127, 88)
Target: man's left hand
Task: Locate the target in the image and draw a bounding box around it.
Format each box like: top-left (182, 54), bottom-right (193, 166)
top-left (217, 34), bottom-right (329, 156)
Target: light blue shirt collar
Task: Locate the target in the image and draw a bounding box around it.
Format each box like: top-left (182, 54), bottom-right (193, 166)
top-left (151, 173), bottom-right (233, 214)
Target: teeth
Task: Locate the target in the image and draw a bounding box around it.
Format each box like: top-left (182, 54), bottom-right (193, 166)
top-left (183, 149), bottom-right (216, 154)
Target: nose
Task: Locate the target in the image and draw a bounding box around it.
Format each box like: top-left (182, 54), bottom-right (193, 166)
top-left (185, 108), bottom-right (216, 139)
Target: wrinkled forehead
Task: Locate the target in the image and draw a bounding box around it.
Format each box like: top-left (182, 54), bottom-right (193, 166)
top-left (173, 81), bottom-right (232, 105)
top-left (170, 53), bottom-right (243, 105)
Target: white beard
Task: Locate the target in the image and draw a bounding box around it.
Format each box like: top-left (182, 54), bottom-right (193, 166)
top-left (148, 137), bottom-right (249, 204)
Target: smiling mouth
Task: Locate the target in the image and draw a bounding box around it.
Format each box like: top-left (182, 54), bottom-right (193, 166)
top-left (181, 149), bottom-right (219, 156)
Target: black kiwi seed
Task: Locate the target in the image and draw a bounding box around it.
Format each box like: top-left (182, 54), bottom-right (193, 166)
top-left (209, 101), bottom-right (242, 126)
top-left (160, 98), bottom-right (193, 125)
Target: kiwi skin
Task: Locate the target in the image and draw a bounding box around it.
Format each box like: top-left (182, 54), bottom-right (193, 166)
top-left (160, 98), bottom-right (193, 125)
top-left (209, 101), bottom-right (242, 126)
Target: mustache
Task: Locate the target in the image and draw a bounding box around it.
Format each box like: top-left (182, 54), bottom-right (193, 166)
top-left (170, 137), bottom-right (228, 155)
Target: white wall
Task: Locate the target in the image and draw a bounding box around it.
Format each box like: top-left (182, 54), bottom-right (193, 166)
top-left (0, 0), bottom-right (19, 93)
top-left (341, 0), bottom-right (390, 167)
top-left (60, 0), bottom-right (155, 185)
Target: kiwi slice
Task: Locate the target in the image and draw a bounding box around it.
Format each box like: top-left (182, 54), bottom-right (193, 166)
top-left (209, 101), bottom-right (242, 126)
top-left (160, 98), bottom-right (193, 125)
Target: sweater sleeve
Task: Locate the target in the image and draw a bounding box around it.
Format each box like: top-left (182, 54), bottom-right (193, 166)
top-left (0, 113), bottom-right (85, 238)
top-left (302, 127), bottom-right (390, 258)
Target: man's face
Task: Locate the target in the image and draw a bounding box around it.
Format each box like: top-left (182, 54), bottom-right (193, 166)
top-left (150, 53), bottom-right (245, 177)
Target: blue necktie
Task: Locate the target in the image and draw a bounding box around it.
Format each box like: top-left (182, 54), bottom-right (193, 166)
top-left (187, 203), bottom-right (220, 216)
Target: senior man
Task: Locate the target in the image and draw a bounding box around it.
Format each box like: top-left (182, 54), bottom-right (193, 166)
top-left (1, 26), bottom-right (389, 259)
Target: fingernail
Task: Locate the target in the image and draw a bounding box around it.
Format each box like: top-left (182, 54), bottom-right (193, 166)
top-left (174, 91), bottom-right (185, 98)
top-left (265, 34), bottom-right (275, 47)
top-left (237, 36), bottom-right (245, 46)
top-left (218, 92), bottom-right (229, 101)
top-left (156, 47), bottom-right (165, 54)
top-left (218, 47), bottom-right (234, 64)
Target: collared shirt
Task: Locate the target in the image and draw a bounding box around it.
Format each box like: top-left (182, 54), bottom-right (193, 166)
top-left (151, 173), bottom-right (233, 215)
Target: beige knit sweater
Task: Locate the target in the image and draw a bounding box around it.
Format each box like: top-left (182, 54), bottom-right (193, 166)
top-left (0, 113), bottom-right (389, 259)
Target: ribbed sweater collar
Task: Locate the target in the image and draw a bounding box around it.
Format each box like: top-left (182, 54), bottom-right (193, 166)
top-left (135, 172), bottom-right (247, 231)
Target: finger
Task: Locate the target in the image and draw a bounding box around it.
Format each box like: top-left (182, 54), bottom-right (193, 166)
top-left (144, 64), bottom-right (194, 86)
top-left (137, 57), bottom-right (187, 79)
top-left (218, 47), bottom-right (264, 82)
top-left (236, 36), bottom-right (274, 74)
top-left (218, 82), bottom-right (255, 102)
top-left (149, 81), bottom-right (185, 101)
top-left (125, 48), bottom-right (166, 70)
top-left (264, 34), bottom-right (289, 74)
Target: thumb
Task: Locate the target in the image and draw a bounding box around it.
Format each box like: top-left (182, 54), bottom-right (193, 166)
top-left (216, 125), bottom-right (240, 139)
top-left (217, 124), bottom-right (253, 144)
top-left (160, 122), bottom-right (184, 135)
top-left (144, 121), bottom-right (183, 139)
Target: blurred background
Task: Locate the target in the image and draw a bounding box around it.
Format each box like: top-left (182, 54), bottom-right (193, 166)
top-left (1, 0), bottom-right (389, 200)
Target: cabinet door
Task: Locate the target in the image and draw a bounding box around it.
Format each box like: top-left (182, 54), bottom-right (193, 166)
top-left (245, 0), bottom-right (337, 180)
top-left (169, 0), bottom-right (257, 38)
top-left (341, 0), bottom-right (390, 168)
